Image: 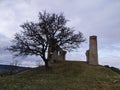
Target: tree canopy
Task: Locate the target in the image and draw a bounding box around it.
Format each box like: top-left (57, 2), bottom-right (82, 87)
top-left (8, 11), bottom-right (85, 68)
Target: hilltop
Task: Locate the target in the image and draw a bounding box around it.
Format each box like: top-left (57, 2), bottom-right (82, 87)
top-left (0, 61), bottom-right (120, 90)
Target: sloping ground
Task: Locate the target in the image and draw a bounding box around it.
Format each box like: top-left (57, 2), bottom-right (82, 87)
top-left (0, 61), bottom-right (120, 90)
top-left (0, 65), bottom-right (29, 70)
top-left (0, 65), bottom-right (29, 75)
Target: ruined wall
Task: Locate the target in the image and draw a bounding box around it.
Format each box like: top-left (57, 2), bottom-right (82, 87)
top-left (58, 50), bottom-right (66, 61)
top-left (48, 45), bottom-right (67, 64)
top-left (86, 36), bottom-right (98, 65)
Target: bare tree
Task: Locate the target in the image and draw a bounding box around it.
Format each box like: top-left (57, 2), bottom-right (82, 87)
top-left (8, 60), bottom-right (20, 75)
top-left (10, 60), bottom-right (20, 66)
top-left (7, 11), bottom-right (85, 68)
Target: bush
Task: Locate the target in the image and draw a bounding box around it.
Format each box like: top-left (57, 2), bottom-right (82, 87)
top-left (104, 65), bottom-right (120, 74)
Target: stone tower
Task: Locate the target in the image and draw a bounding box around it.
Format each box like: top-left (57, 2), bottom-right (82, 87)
top-left (86, 36), bottom-right (98, 65)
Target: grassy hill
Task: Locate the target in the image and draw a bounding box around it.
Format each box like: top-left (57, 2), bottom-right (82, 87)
top-left (0, 61), bottom-right (120, 90)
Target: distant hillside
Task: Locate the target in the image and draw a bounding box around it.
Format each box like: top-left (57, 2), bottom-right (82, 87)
top-left (0, 64), bottom-right (27, 69)
top-left (0, 64), bottom-right (29, 76)
top-left (0, 61), bottom-right (120, 90)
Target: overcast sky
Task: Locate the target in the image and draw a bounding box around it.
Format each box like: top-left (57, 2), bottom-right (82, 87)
top-left (0, 0), bottom-right (120, 68)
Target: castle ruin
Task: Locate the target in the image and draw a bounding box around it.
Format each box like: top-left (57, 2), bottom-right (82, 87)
top-left (47, 44), bottom-right (67, 63)
top-left (86, 36), bottom-right (98, 65)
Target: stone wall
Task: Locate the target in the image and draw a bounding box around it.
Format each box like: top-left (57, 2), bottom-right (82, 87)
top-left (86, 36), bottom-right (98, 65)
top-left (48, 45), bottom-right (67, 63)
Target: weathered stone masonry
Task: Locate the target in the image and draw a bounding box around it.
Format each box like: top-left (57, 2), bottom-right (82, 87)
top-left (48, 45), bottom-right (67, 63)
top-left (86, 36), bottom-right (98, 65)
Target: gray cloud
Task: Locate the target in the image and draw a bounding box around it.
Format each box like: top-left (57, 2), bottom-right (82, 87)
top-left (0, 0), bottom-right (120, 68)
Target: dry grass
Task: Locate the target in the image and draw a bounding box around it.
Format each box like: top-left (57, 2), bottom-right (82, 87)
top-left (0, 61), bottom-right (120, 90)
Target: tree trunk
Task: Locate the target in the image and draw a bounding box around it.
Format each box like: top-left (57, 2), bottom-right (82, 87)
top-left (42, 53), bottom-right (49, 68)
top-left (44, 59), bottom-right (49, 68)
